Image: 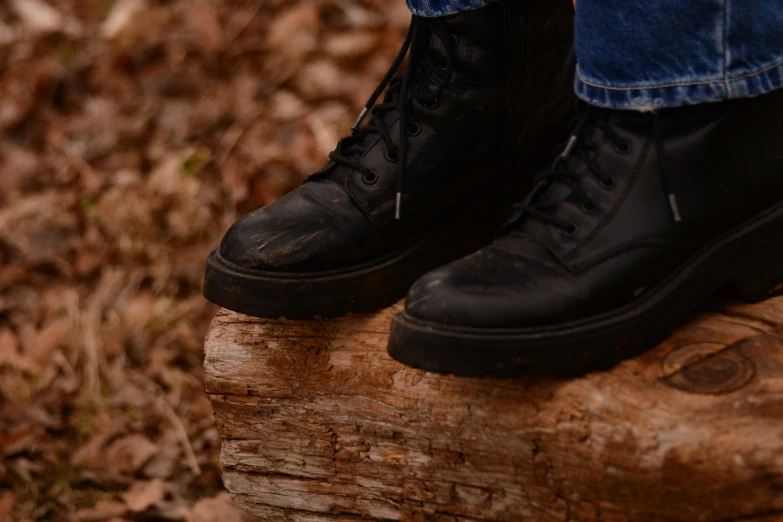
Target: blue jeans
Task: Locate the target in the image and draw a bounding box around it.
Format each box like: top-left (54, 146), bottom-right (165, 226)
top-left (406, 0), bottom-right (783, 110)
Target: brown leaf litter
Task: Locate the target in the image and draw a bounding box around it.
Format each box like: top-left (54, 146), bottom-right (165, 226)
top-left (0, 0), bottom-right (408, 519)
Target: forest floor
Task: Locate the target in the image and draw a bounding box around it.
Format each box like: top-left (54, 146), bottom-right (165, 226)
top-left (0, 0), bottom-right (408, 519)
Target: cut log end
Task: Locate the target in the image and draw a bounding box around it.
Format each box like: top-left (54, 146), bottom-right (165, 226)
top-left (204, 298), bottom-right (783, 522)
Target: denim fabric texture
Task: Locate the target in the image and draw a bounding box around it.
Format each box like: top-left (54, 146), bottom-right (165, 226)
top-left (406, 0), bottom-right (783, 109)
top-left (405, 0), bottom-right (498, 17)
top-left (575, 0), bottom-right (783, 109)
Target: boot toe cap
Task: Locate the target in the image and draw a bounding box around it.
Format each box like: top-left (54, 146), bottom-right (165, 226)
top-left (404, 246), bottom-right (576, 329)
top-left (218, 182), bottom-right (372, 272)
top-left (218, 207), bottom-right (333, 270)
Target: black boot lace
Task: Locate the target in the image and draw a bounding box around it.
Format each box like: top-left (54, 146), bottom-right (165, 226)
top-left (508, 106), bottom-right (631, 233)
top-left (507, 105), bottom-right (683, 235)
top-left (316, 16), bottom-right (458, 220)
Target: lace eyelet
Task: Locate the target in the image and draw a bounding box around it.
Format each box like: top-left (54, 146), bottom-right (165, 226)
top-left (614, 140), bottom-right (632, 154)
top-left (582, 201), bottom-right (598, 213)
top-left (407, 121), bottom-right (421, 137)
top-left (422, 98), bottom-right (439, 110)
top-left (601, 177), bottom-right (616, 189)
top-left (562, 224), bottom-right (579, 237)
top-left (450, 35), bottom-right (459, 49)
top-left (385, 149), bottom-right (399, 162)
top-left (362, 170), bottom-right (379, 185)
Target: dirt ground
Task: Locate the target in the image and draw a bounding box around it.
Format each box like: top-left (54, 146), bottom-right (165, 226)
top-left (0, 0), bottom-right (408, 520)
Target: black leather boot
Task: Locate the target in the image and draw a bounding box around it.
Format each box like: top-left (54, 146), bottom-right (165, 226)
top-left (389, 89), bottom-right (783, 376)
top-left (203, 1), bottom-right (574, 319)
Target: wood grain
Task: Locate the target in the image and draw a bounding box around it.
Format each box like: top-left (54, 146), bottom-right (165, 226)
top-left (204, 298), bottom-right (783, 521)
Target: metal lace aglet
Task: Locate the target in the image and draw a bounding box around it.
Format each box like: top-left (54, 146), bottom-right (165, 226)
top-left (560, 135), bottom-right (578, 159)
top-left (668, 193), bottom-right (682, 223)
top-left (395, 192), bottom-right (403, 220)
top-left (352, 107), bottom-right (369, 132)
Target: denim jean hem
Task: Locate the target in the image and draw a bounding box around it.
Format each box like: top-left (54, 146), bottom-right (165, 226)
top-left (575, 60), bottom-right (783, 110)
top-left (405, 0), bottom-right (497, 17)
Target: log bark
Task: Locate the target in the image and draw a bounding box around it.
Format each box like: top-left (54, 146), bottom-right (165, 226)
top-left (204, 298), bottom-right (783, 522)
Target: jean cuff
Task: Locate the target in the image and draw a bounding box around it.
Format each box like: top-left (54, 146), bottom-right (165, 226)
top-left (405, 0), bottom-right (498, 17)
top-left (575, 60), bottom-right (783, 110)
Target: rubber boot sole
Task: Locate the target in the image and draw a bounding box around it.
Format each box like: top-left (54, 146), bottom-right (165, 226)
top-left (387, 199), bottom-right (783, 377)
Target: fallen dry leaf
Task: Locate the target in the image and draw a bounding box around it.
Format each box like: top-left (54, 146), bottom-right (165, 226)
top-left (23, 316), bottom-right (71, 364)
top-left (0, 491), bottom-right (16, 518)
top-left (101, 0), bottom-right (146, 39)
top-left (324, 31), bottom-right (380, 59)
top-left (185, 493), bottom-right (251, 522)
top-left (121, 478), bottom-right (166, 512)
top-left (0, 0), bottom-right (408, 519)
top-left (73, 500), bottom-right (127, 522)
top-left (8, 0), bottom-right (63, 32)
top-left (104, 434), bottom-right (159, 475)
top-left (267, 5), bottom-right (320, 63)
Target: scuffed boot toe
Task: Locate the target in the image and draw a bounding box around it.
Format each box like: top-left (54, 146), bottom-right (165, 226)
top-left (217, 181), bottom-right (374, 273)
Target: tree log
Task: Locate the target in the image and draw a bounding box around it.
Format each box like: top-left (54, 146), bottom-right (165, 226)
top-left (204, 298), bottom-right (783, 522)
